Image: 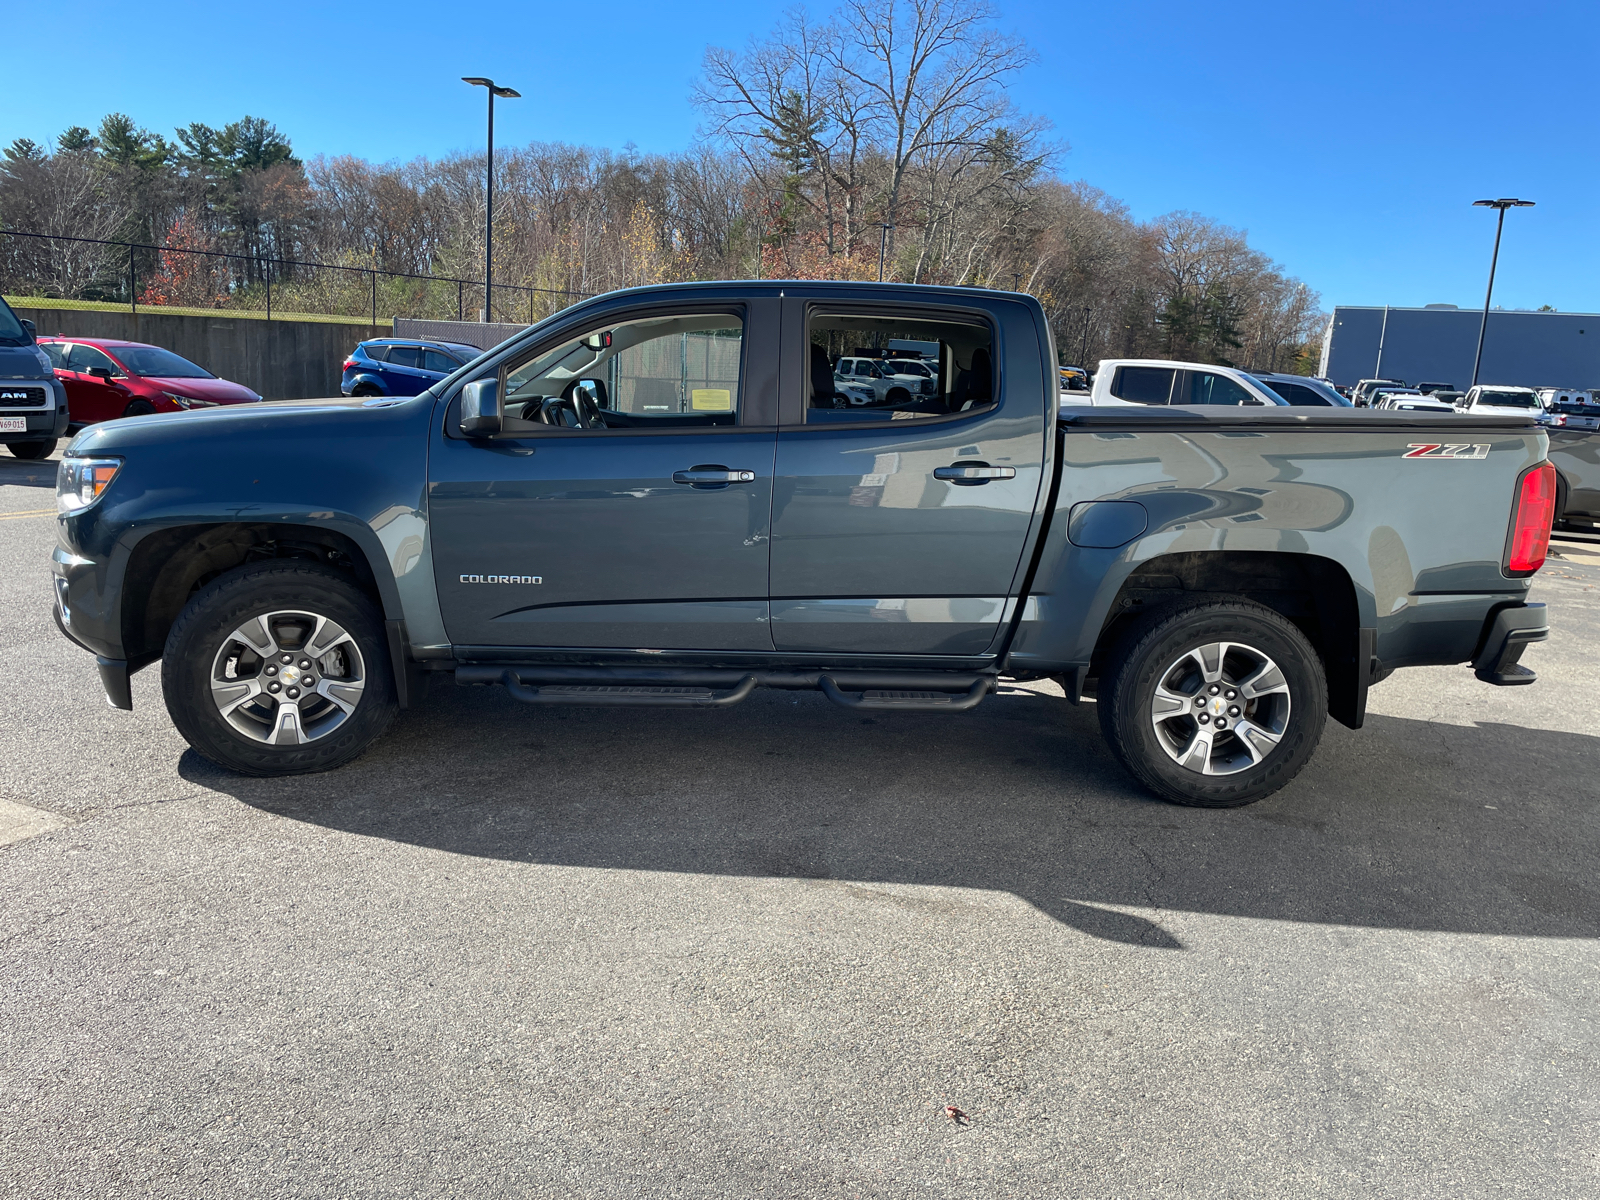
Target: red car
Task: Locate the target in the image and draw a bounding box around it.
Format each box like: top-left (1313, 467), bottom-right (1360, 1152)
top-left (37, 337), bottom-right (261, 427)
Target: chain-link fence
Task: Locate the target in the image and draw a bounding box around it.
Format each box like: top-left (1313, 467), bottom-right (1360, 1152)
top-left (0, 229), bottom-right (593, 327)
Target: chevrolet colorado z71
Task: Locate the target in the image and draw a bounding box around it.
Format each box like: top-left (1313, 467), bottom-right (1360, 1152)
top-left (50, 282), bottom-right (1556, 807)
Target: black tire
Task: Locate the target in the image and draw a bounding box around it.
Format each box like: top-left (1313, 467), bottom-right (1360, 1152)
top-left (1098, 598), bottom-right (1327, 808)
top-left (886, 387), bottom-right (910, 405)
top-left (161, 562), bottom-right (397, 776)
top-left (351, 383), bottom-right (381, 398)
top-left (6, 438), bottom-right (56, 460)
top-left (123, 399), bottom-right (156, 418)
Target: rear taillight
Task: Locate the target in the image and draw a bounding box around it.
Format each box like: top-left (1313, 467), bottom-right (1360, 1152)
top-left (1505, 462), bottom-right (1556, 575)
top-left (343, 359), bottom-right (359, 371)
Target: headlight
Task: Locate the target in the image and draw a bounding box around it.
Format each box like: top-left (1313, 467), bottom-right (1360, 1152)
top-left (163, 391), bottom-right (217, 409)
top-left (57, 456), bottom-right (122, 514)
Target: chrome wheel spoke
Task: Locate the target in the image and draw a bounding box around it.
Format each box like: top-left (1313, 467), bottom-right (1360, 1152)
top-left (1238, 661), bottom-right (1289, 701)
top-left (315, 677), bottom-right (365, 715)
top-left (1186, 642), bottom-right (1228, 684)
top-left (1177, 727), bottom-right (1215, 774)
top-left (1232, 718), bottom-right (1282, 763)
top-left (306, 615), bottom-right (354, 658)
top-left (1150, 682), bottom-right (1192, 722)
top-left (230, 615), bottom-right (279, 658)
top-left (210, 676), bottom-right (262, 717)
top-left (267, 701), bottom-right (309, 745)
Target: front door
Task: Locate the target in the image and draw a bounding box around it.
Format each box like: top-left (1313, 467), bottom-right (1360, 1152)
top-left (768, 297), bottom-right (1049, 657)
top-left (61, 343), bottom-right (132, 423)
top-left (429, 300), bottom-right (778, 651)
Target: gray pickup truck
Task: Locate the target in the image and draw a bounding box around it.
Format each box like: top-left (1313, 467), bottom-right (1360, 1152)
top-left (50, 282), bottom-right (1556, 807)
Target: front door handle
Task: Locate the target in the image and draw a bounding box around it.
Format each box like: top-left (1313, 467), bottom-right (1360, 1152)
top-left (934, 462), bottom-right (1016, 485)
top-left (672, 466), bottom-right (757, 486)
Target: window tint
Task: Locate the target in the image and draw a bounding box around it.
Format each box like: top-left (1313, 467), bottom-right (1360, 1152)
top-left (362, 343), bottom-right (390, 362)
top-left (1180, 371), bottom-right (1256, 405)
top-left (1266, 382), bottom-right (1326, 406)
top-left (423, 349), bottom-right (460, 373)
top-left (1111, 366), bottom-right (1174, 404)
top-left (386, 345), bottom-right (423, 369)
top-left (41, 342), bottom-right (67, 369)
top-left (499, 312), bottom-right (743, 432)
top-left (806, 311), bottom-right (994, 423)
top-left (66, 344), bottom-right (122, 375)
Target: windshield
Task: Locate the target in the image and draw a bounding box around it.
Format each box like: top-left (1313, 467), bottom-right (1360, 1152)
top-left (116, 345), bottom-right (214, 378)
top-left (1479, 390), bottom-right (1538, 409)
top-left (0, 297), bottom-right (29, 347)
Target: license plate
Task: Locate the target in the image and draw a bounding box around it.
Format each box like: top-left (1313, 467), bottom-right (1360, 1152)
top-left (0, 417), bottom-right (25, 433)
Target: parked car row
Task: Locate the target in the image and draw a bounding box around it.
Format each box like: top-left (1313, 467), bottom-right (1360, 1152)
top-left (1060, 359), bottom-right (1351, 408)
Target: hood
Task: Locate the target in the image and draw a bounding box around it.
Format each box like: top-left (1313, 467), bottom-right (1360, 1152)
top-left (0, 344), bottom-right (54, 380)
top-left (145, 375), bottom-right (261, 402)
top-left (66, 391), bottom-right (431, 456)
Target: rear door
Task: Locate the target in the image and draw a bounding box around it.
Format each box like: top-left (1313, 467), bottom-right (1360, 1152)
top-left (380, 344), bottom-right (431, 395)
top-left (428, 297), bottom-right (779, 651)
top-left (767, 294), bottom-right (1049, 657)
top-left (62, 344), bottom-right (131, 423)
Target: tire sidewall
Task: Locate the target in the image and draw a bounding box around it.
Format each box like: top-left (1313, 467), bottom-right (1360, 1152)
top-left (1103, 602), bottom-right (1327, 807)
top-left (162, 563), bottom-right (396, 776)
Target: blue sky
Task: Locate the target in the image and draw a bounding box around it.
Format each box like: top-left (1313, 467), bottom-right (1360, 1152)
top-left (5, 0), bottom-right (1594, 313)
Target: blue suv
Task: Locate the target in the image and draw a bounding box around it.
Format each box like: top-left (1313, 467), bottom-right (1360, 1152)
top-left (341, 338), bottom-right (480, 397)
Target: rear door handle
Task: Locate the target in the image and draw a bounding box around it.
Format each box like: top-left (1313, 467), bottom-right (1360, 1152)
top-left (934, 462), bottom-right (1016, 484)
top-left (672, 467), bottom-right (757, 485)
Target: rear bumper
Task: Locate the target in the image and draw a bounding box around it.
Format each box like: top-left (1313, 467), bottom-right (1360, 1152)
top-left (1472, 602), bottom-right (1548, 685)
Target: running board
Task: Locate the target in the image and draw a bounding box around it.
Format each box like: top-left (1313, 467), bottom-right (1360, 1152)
top-left (455, 664), bottom-right (995, 712)
top-left (818, 676), bottom-right (992, 711)
top-left (497, 672), bottom-right (756, 708)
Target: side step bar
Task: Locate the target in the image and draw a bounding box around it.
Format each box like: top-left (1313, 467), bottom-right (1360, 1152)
top-left (455, 665), bottom-right (996, 713)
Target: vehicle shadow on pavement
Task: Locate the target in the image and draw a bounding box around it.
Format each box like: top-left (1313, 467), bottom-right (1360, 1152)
top-left (184, 683), bottom-right (1600, 949)
top-left (0, 458), bottom-right (59, 488)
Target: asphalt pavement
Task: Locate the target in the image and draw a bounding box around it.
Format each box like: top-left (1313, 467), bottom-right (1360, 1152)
top-left (1, 447), bottom-right (1596, 1199)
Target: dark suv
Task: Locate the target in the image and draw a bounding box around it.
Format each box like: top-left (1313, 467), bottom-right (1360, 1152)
top-left (341, 339), bottom-right (480, 397)
top-left (0, 297), bottom-right (69, 460)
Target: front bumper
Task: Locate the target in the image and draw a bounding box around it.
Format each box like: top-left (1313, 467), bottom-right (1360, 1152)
top-left (1472, 602), bottom-right (1548, 685)
top-left (0, 385), bottom-right (69, 441)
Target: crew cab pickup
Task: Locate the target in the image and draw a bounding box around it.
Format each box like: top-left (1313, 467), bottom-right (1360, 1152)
top-left (50, 282), bottom-right (1556, 807)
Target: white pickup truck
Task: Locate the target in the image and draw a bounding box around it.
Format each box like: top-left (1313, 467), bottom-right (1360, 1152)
top-left (1456, 386), bottom-right (1543, 416)
top-left (1064, 359), bottom-right (1287, 407)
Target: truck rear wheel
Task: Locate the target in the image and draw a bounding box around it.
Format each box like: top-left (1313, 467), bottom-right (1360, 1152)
top-left (161, 562), bottom-right (397, 776)
top-left (1098, 598), bottom-right (1327, 807)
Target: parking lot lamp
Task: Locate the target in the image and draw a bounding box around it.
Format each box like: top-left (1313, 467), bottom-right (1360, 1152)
top-left (1469, 198), bottom-right (1535, 388)
top-left (463, 77), bottom-right (521, 322)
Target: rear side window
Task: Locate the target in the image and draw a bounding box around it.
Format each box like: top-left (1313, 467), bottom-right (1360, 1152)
top-left (1266, 381), bottom-right (1326, 406)
top-left (41, 342), bottom-right (67, 369)
top-left (387, 345), bottom-right (423, 369)
top-left (1180, 371), bottom-right (1256, 405)
top-left (1111, 366), bottom-right (1174, 404)
top-left (362, 343), bottom-right (390, 362)
top-left (805, 309), bottom-right (995, 423)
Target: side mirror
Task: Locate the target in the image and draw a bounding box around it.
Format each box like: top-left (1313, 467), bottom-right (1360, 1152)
top-left (19, 318), bottom-right (36, 340)
top-left (459, 378), bottom-right (502, 436)
top-left (88, 365), bottom-right (114, 380)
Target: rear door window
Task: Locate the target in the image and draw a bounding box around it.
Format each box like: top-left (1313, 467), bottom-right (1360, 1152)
top-left (386, 345), bottom-right (424, 370)
top-left (1111, 366), bottom-right (1174, 404)
top-left (803, 309), bottom-right (995, 423)
top-left (1181, 371), bottom-right (1257, 405)
top-left (41, 342), bottom-right (67, 369)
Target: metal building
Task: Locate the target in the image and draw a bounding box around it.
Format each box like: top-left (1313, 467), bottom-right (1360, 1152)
top-left (1319, 305), bottom-right (1600, 389)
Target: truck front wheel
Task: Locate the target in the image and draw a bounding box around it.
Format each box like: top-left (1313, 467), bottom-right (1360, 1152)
top-left (161, 562), bottom-right (398, 776)
top-left (1098, 599), bottom-right (1327, 807)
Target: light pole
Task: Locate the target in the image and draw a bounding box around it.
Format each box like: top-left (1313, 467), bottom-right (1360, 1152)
top-left (1469, 197), bottom-right (1534, 388)
top-left (870, 223), bottom-right (894, 282)
top-left (463, 76), bottom-right (520, 322)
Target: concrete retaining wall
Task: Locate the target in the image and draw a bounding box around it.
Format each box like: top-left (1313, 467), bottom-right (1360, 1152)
top-left (12, 306), bottom-right (383, 400)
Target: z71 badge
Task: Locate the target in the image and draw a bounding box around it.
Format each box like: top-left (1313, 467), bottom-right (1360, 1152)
top-left (1402, 443), bottom-right (1490, 460)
